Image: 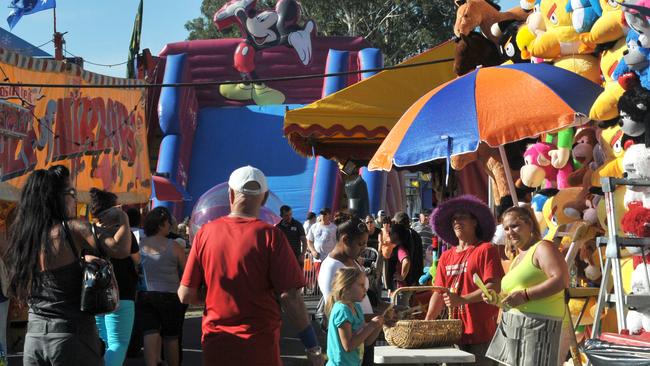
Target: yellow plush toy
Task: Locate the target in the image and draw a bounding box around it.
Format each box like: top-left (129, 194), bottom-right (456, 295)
top-left (578, 0), bottom-right (626, 46)
top-left (520, 0), bottom-right (601, 83)
top-left (593, 124), bottom-right (625, 186)
top-left (542, 187), bottom-right (582, 242)
top-left (589, 38), bottom-right (628, 121)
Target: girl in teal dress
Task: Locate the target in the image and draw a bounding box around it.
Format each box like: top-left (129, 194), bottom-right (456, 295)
top-left (325, 267), bottom-right (384, 366)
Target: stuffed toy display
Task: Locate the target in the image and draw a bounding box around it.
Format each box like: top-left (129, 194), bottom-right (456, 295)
top-left (593, 124), bottom-right (626, 185)
top-left (454, 0), bottom-right (530, 43)
top-left (578, 0), bottom-right (626, 45)
top-left (546, 127), bottom-right (576, 172)
top-left (520, 142), bottom-right (573, 188)
top-left (612, 30), bottom-right (650, 91)
top-left (589, 38), bottom-right (628, 121)
top-left (617, 85), bottom-right (650, 147)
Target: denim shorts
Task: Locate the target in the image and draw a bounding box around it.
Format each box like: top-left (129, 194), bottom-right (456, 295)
top-left (137, 291), bottom-right (185, 339)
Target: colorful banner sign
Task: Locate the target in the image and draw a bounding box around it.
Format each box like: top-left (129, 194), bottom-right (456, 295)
top-left (0, 49), bottom-right (151, 203)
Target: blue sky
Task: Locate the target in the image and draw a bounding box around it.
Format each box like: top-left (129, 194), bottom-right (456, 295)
top-left (6, 0), bottom-right (202, 77)
top-left (4, 0), bottom-right (520, 78)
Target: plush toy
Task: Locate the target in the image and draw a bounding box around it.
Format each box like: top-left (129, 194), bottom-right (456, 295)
top-left (593, 124), bottom-right (626, 185)
top-left (451, 141), bottom-right (528, 205)
top-left (618, 85), bottom-right (650, 147)
top-left (621, 0), bottom-right (650, 48)
top-left (454, 0), bottom-right (530, 43)
top-left (568, 127), bottom-right (598, 186)
top-left (520, 142), bottom-right (573, 188)
top-left (612, 30), bottom-right (650, 91)
top-left (578, 0), bottom-right (626, 45)
top-left (566, 0), bottom-right (602, 33)
top-left (546, 127), bottom-right (576, 172)
top-left (541, 187), bottom-right (582, 241)
top-left (517, 0), bottom-right (601, 83)
top-left (532, 190), bottom-right (554, 234)
top-left (589, 38), bottom-right (628, 121)
top-left (491, 19), bottom-right (527, 63)
top-left (453, 31), bottom-right (504, 76)
top-left (626, 262), bottom-right (650, 334)
top-left (622, 144), bottom-right (650, 207)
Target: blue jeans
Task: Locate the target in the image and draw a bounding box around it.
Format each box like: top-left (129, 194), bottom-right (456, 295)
top-left (95, 300), bottom-right (135, 366)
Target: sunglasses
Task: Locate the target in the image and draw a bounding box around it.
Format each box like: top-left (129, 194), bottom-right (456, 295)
top-left (65, 188), bottom-right (77, 199)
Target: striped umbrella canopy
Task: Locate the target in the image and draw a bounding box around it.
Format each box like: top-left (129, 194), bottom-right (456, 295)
top-left (368, 63), bottom-right (603, 172)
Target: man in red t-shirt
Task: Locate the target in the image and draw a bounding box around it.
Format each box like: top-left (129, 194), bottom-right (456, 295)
top-left (178, 166), bottom-right (324, 366)
top-left (425, 195), bottom-right (504, 366)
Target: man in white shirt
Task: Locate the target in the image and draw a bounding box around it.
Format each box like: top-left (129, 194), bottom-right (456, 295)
top-left (303, 211), bottom-right (316, 238)
top-left (306, 208), bottom-right (337, 271)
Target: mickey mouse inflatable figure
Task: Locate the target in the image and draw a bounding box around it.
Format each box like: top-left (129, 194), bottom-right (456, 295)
top-left (214, 0), bottom-right (316, 105)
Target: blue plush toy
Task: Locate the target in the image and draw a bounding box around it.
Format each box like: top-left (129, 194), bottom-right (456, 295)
top-left (612, 30), bottom-right (650, 90)
top-left (565, 0), bottom-right (603, 33)
top-left (418, 252), bottom-right (439, 285)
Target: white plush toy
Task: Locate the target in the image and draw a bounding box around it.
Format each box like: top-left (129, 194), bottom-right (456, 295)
top-left (622, 144), bottom-right (650, 208)
top-left (627, 263), bottom-right (650, 334)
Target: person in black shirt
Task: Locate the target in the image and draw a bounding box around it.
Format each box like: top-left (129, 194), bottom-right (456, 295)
top-left (365, 215), bottom-right (380, 250)
top-left (90, 188), bottom-right (140, 366)
top-left (275, 205), bottom-right (307, 264)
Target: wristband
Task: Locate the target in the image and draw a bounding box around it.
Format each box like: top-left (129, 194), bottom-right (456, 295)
top-left (523, 289), bottom-right (530, 302)
top-left (298, 325), bottom-right (318, 349)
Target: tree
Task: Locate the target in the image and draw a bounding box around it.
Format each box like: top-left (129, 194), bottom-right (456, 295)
top-left (185, 0), bottom-right (456, 65)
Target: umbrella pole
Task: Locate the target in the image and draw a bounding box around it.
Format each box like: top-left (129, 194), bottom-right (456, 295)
top-left (498, 145), bottom-right (519, 207)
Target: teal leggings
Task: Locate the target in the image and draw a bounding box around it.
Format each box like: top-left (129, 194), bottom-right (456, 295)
top-left (95, 300), bottom-right (135, 366)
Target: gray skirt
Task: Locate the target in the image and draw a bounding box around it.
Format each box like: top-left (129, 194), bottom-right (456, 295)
top-left (486, 311), bottom-right (562, 366)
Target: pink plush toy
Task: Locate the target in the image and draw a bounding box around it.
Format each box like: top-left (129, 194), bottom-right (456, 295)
top-left (520, 142), bottom-right (573, 188)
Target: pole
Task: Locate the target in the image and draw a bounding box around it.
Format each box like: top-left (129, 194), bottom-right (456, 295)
top-left (498, 145), bottom-right (519, 206)
top-left (53, 7), bottom-right (63, 61)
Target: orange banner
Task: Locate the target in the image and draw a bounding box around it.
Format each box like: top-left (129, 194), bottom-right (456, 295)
top-left (0, 49), bottom-right (151, 203)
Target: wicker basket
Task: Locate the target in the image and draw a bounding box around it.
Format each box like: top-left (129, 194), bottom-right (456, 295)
top-left (383, 286), bottom-right (463, 349)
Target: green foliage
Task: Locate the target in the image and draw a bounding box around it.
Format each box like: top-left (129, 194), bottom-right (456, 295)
top-left (184, 0), bottom-right (456, 65)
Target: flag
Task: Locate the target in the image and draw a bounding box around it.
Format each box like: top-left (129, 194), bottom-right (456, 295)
top-left (7, 0), bottom-right (56, 30)
top-left (127, 0), bottom-right (143, 79)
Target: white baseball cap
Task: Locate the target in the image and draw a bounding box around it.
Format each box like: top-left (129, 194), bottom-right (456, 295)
top-left (228, 166), bottom-right (268, 195)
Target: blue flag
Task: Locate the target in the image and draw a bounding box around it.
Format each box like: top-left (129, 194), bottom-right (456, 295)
top-left (7, 0), bottom-right (56, 30)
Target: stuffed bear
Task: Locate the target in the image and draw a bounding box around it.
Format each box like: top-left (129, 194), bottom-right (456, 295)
top-left (589, 38), bottom-right (628, 121)
top-left (568, 127), bottom-right (598, 187)
top-left (453, 31), bottom-right (504, 76)
top-left (454, 0), bottom-right (530, 43)
top-left (612, 30), bottom-right (650, 91)
top-left (626, 262), bottom-right (650, 334)
top-left (622, 143), bottom-right (650, 208)
top-left (617, 85), bottom-right (650, 147)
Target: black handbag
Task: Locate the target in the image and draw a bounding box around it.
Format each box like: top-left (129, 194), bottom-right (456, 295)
top-left (62, 221), bottom-right (119, 315)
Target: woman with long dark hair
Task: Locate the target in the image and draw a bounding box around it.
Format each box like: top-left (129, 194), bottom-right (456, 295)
top-left (5, 166), bottom-right (131, 366)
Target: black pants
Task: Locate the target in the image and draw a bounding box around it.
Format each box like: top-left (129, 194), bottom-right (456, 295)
top-left (23, 314), bottom-right (104, 366)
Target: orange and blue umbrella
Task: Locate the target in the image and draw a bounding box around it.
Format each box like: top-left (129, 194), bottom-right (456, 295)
top-left (368, 63), bottom-right (603, 171)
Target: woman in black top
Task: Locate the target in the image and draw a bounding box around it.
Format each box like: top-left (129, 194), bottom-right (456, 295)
top-left (5, 166), bottom-right (131, 366)
top-left (90, 188), bottom-right (140, 366)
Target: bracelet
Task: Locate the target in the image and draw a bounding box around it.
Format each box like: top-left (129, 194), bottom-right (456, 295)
top-left (523, 289), bottom-right (531, 302)
top-left (306, 346), bottom-right (322, 356)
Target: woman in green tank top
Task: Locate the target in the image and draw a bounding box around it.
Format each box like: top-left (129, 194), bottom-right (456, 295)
top-left (484, 206), bottom-right (569, 366)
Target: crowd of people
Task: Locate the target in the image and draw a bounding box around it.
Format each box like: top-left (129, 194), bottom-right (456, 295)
top-left (0, 164), bottom-right (575, 366)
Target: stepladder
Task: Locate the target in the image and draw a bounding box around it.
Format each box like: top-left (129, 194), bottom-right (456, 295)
top-left (591, 177), bottom-right (650, 340)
